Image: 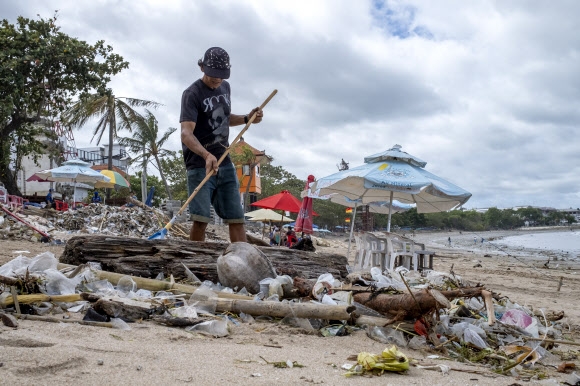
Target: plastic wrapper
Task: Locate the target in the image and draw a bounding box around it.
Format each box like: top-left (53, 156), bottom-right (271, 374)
top-left (186, 319), bottom-right (229, 337)
top-left (367, 326), bottom-right (407, 347)
top-left (170, 305), bottom-right (198, 319)
top-left (239, 312), bottom-right (255, 324)
top-left (408, 336), bottom-right (427, 350)
top-left (321, 294), bottom-right (337, 305)
top-left (111, 317), bottom-right (131, 330)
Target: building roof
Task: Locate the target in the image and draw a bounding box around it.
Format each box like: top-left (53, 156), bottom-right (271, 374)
top-left (231, 138), bottom-right (272, 164)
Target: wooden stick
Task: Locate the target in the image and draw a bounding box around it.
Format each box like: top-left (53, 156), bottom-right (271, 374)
top-left (399, 271), bottom-right (423, 313)
top-left (0, 275), bottom-right (19, 286)
top-left (10, 286), bottom-right (20, 315)
top-left (15, 313), bottom-right (113, 328)
top-left (524, 337), bottom-right (580, 347)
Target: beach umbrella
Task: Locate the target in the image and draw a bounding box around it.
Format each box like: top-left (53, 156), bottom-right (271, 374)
top-left (30, 159), bottom-right (110, 205)
top-left (310, 144), bottom-right (472, 232)
top-left (245, 208), bottom-right (294, 222)
top-left (245, 208), bottom-right (294, 241)
top-left (295, 175), bottom-right (316, 234)
top-left (93, 170), bottom-right (131, 189)
top-left (251, 190), bottom-right (303, 213)
top-left (303, 188), bottom-right (413, 257)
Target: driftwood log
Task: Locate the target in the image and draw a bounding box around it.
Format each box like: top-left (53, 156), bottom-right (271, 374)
top-left (59, 235), bottom-right (348, 282)
top-left (353, 287), bottom-right (485, 320)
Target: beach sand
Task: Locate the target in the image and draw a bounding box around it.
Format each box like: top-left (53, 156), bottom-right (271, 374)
top-left (0, 227), bottom-right (579, 385)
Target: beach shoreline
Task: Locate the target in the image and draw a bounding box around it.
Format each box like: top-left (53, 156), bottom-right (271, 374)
top-left (0, 226), bottom-right (579, 385)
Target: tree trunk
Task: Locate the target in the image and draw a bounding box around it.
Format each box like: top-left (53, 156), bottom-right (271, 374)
top-left (155, 153), bottom-right (172, 200)
top-left (59, 235), bottom-right (349, 282)
top-left (353, 287), bottom-right (485, 320)
top-left (106, 97), bottom-right (115, 200)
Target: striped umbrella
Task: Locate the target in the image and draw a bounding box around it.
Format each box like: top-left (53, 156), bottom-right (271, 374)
top-left (94, 170), bottom-right (131, 189)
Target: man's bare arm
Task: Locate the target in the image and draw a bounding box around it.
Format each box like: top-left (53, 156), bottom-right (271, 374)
top-left (181, 121), bottom-right (217, 175)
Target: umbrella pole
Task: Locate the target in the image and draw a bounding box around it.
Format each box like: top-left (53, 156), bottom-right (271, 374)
top-left (387, 191), bottom-right (394, 232)
top-left (346, 205), bottom-right (358, 259)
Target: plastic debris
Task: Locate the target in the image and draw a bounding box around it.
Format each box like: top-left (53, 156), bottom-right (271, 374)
top-left (186, 318), bottom-right (229, 337)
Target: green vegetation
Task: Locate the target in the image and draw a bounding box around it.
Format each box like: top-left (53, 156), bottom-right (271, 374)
top-left (119, 110), bottom-right (176, 200)
top-left (1, 14), bottom-right (128, 194)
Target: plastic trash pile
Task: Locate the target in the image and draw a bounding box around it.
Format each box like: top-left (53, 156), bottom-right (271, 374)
top-left (0, 251), bottom-right (578, 381)
top-left (0, 203), bottom-right (189, 240)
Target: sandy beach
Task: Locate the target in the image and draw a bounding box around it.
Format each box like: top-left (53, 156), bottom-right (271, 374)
top-left (1, 226), bottom-right (579, 385)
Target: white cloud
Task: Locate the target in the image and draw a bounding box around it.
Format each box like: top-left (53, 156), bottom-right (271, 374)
top-left (2, 0), bottom-right (579, 209)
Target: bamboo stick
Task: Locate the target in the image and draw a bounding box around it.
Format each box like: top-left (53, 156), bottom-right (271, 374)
top-left (57, 263), bottom-right (253, 300)
top-left (1, 293), bottom-right (84, 307)
top-left (209, 298), bottom-right (355, 320)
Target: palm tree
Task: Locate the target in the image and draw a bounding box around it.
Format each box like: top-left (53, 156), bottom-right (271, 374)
top-left (119, 109), bottom-right (176, 200)
top-left (62, 90), bottom-right (161, 172)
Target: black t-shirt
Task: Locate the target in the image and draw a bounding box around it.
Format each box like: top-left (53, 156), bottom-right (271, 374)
top-left (180, 79), bottom-right (232, 170)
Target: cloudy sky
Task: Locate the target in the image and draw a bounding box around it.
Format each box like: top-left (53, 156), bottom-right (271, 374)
top-left (3, 0), bottom-right (579, 209)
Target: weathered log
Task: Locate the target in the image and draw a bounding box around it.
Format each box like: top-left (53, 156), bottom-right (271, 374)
top-left (353, 287), bottom-right (485, 320)
top-left (92, 297), bottom-right (165, 321)
top-left (59, 235), bottom-right (348, 282)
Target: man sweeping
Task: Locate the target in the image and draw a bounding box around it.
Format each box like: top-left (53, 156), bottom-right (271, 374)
top-left (180, 47), bottom-right (264, 242)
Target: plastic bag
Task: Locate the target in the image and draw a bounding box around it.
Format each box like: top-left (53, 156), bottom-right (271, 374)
top-left (500, 309), bottom-right (532, 328)
top-left (463, 328), bottom-right (488, 349)
top-left (40, 269), bottom-right (82, 295)
top-left (28, 252), bottom-right (58, 272)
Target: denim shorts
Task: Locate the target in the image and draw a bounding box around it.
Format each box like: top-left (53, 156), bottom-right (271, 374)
top-left (187, 163), bottom-right (245, 223)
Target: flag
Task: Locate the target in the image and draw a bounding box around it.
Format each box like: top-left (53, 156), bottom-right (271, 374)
top-left (345, 207), bottom-right (353, 213)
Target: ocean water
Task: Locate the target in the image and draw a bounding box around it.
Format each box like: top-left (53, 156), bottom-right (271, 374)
top-left (500, 231), bottom-right (580, 255)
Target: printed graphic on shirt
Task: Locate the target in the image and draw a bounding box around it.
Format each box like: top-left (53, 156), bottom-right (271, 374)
top-left (202, 93), bottom-right (231, 148)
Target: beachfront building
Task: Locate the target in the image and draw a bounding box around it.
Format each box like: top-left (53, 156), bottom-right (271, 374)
top-left (11, 119), bottom-right (130, 202)
top-left (560, 208), bottom-right (580, 223)
top-left (230, 138), bottom-right (272, 211)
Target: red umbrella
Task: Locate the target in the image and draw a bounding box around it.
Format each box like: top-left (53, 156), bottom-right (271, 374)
top-left (295, 175), bottom-right (316, 234)
top-left (251, 190), bottom-right (303, 213)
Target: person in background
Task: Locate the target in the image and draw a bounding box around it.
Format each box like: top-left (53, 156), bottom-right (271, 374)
top-left (92, 191), bottom-right (102, 204)
top-left (45, 188), bottom-right (55, 209)
top-left (180, 46), bottom-right (263, 242)
top-left (448, 236), bottom-right (451, 247)
top-left (286, 226), bottom-right (297, 247)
